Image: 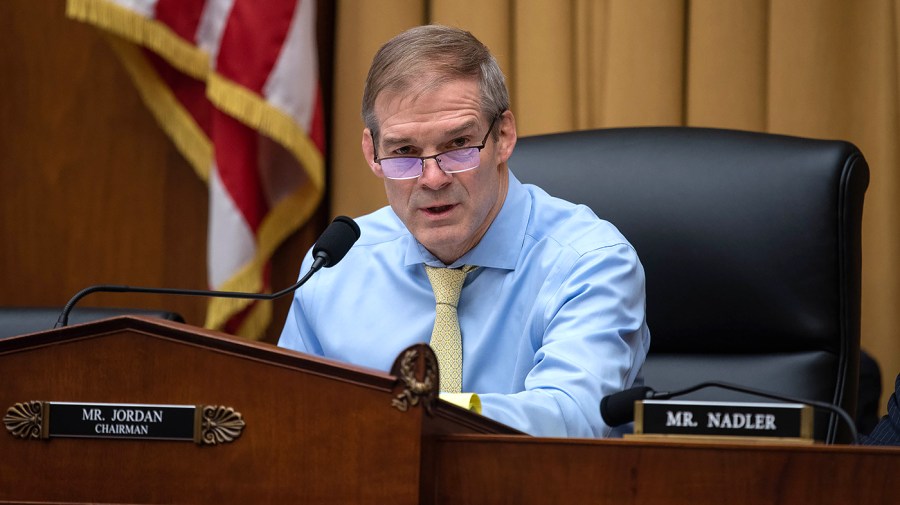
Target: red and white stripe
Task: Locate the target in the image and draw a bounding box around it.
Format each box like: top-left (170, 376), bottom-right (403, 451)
top-left (70, 0), bottom-right (325, 337)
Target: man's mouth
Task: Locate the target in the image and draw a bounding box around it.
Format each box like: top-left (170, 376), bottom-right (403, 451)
top-left (424, 204), bottom-right (455, 215)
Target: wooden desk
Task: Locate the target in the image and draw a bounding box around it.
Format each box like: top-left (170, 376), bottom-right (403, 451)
top-left (2, 316), bottom-right (897, 504)
top-left (432, 435), bottom-right (898, 504)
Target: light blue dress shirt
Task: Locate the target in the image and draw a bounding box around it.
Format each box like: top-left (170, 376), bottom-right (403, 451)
top-left (278, 172), bottom-right (650, 438)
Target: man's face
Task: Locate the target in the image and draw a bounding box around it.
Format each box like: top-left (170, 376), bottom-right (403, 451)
top-left (362, 78), bottom-right (517, 264)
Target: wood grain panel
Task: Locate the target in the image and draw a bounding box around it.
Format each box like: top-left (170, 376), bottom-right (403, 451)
top-left (433, 435), bottom-right (899, 505)
top-left (0, 317), bottom-right (423, 504)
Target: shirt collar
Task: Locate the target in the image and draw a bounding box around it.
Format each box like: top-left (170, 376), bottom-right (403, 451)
top-left (402, 171), bottom-right (530, 270)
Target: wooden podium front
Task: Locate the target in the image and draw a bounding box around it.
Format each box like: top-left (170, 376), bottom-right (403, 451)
top-left (0, 316), bottom-right (514, 504)
top-left (2, 316), bottom-right (898, 504)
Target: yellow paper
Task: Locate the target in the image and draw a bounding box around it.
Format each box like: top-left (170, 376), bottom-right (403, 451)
top-left (439, 392), bottom-right (482, 414)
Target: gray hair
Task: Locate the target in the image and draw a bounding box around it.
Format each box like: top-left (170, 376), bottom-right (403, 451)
top-left (362, 25), bottom-right (509, 144)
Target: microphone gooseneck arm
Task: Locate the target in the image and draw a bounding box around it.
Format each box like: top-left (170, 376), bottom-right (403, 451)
top-left (53, 258), bottom-right (324, 329)
top-left (54, 216), bottom-right (360, 329)
top-left (652, 381), bottom-right (858, 444)
top-left (601, 381), bottom-right (859, 444)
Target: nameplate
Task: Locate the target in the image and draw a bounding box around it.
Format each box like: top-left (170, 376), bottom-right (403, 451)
top-left (634, 400), bottom-right (814, 440)
top-left (4, 401), bottom-right (245, 445)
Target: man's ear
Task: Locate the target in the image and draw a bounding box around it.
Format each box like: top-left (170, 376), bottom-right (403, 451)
top-left (496, 110), bottom-right (517, 164)
top-left (362, 128), bottom-right (384, 178)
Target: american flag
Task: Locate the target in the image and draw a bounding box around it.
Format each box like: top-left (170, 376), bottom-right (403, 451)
top-left (67, 0), bottom-right (326, 339)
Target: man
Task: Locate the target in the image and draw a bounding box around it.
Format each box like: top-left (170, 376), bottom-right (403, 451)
top-left (862, 372), bottom-right (900, 445)
top-left (279, 25), bottom-right (650, 438)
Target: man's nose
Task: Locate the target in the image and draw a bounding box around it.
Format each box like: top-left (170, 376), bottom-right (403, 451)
top-left (418, 157), bottom-right (452, 190)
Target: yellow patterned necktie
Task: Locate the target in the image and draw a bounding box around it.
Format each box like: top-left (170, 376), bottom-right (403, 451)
top-left (425, 265), bottom-right (476, 393)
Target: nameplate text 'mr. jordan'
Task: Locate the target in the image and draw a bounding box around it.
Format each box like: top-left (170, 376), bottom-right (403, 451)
top-left (4, 401), bottom-right (245, 445)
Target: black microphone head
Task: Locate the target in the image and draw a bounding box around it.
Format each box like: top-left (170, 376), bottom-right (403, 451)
top-left (312, 216), bottom-right (361, 267)
top-left (600, 386), bottom-right (654, 427)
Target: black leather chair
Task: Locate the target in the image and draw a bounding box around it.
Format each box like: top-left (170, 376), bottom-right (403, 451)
top-left (510, 127), bottom-right (868, 443)
top-left (0, 307), bottom-right (185, 339)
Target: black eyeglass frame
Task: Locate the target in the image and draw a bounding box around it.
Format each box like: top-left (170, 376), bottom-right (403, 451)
top-left (372, 112), bottom-right (503, 178)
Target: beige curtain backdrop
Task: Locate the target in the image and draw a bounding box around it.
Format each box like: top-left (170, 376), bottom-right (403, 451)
top-left (330, 0), bottom-right (900, 411)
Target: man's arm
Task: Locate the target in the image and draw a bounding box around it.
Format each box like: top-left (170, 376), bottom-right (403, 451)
top-left (478, 243), bottom-right (650, 438)
top-left (862, 373), bottom-right (900, 445)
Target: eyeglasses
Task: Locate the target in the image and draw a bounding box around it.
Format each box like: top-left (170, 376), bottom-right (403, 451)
top-left (373, 114), bottom-right (500, 180)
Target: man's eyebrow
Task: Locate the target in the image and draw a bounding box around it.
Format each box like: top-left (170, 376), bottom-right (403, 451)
top-left (380, 134), bottom-right (414, 147)
top-left (445, 120), bottom-right (479, 137)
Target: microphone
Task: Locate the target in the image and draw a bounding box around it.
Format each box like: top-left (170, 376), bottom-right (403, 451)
top-left (600, 381), bottom-right (858, 444)
top-left (599, 386), bottom-right (655, 428)
top-left (54, 216), bottom-right (361, 329)
top-left (311, 215), bottom-right (359, 268)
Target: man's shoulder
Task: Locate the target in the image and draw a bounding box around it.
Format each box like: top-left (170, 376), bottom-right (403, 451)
top-left (523, 183), bottom-right (632, 257)
top-left (303, 207), bottom-right (406, 289)
top-left (353, 206), bottom-right (409, 247)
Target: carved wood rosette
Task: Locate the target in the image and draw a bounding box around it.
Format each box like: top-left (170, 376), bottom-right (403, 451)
top-left (390, 344), bottom-right (439, 415)
top-left (4, 401), bottom-right (45, 439)
top-left (197, 405), bottom-right (246, 445)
